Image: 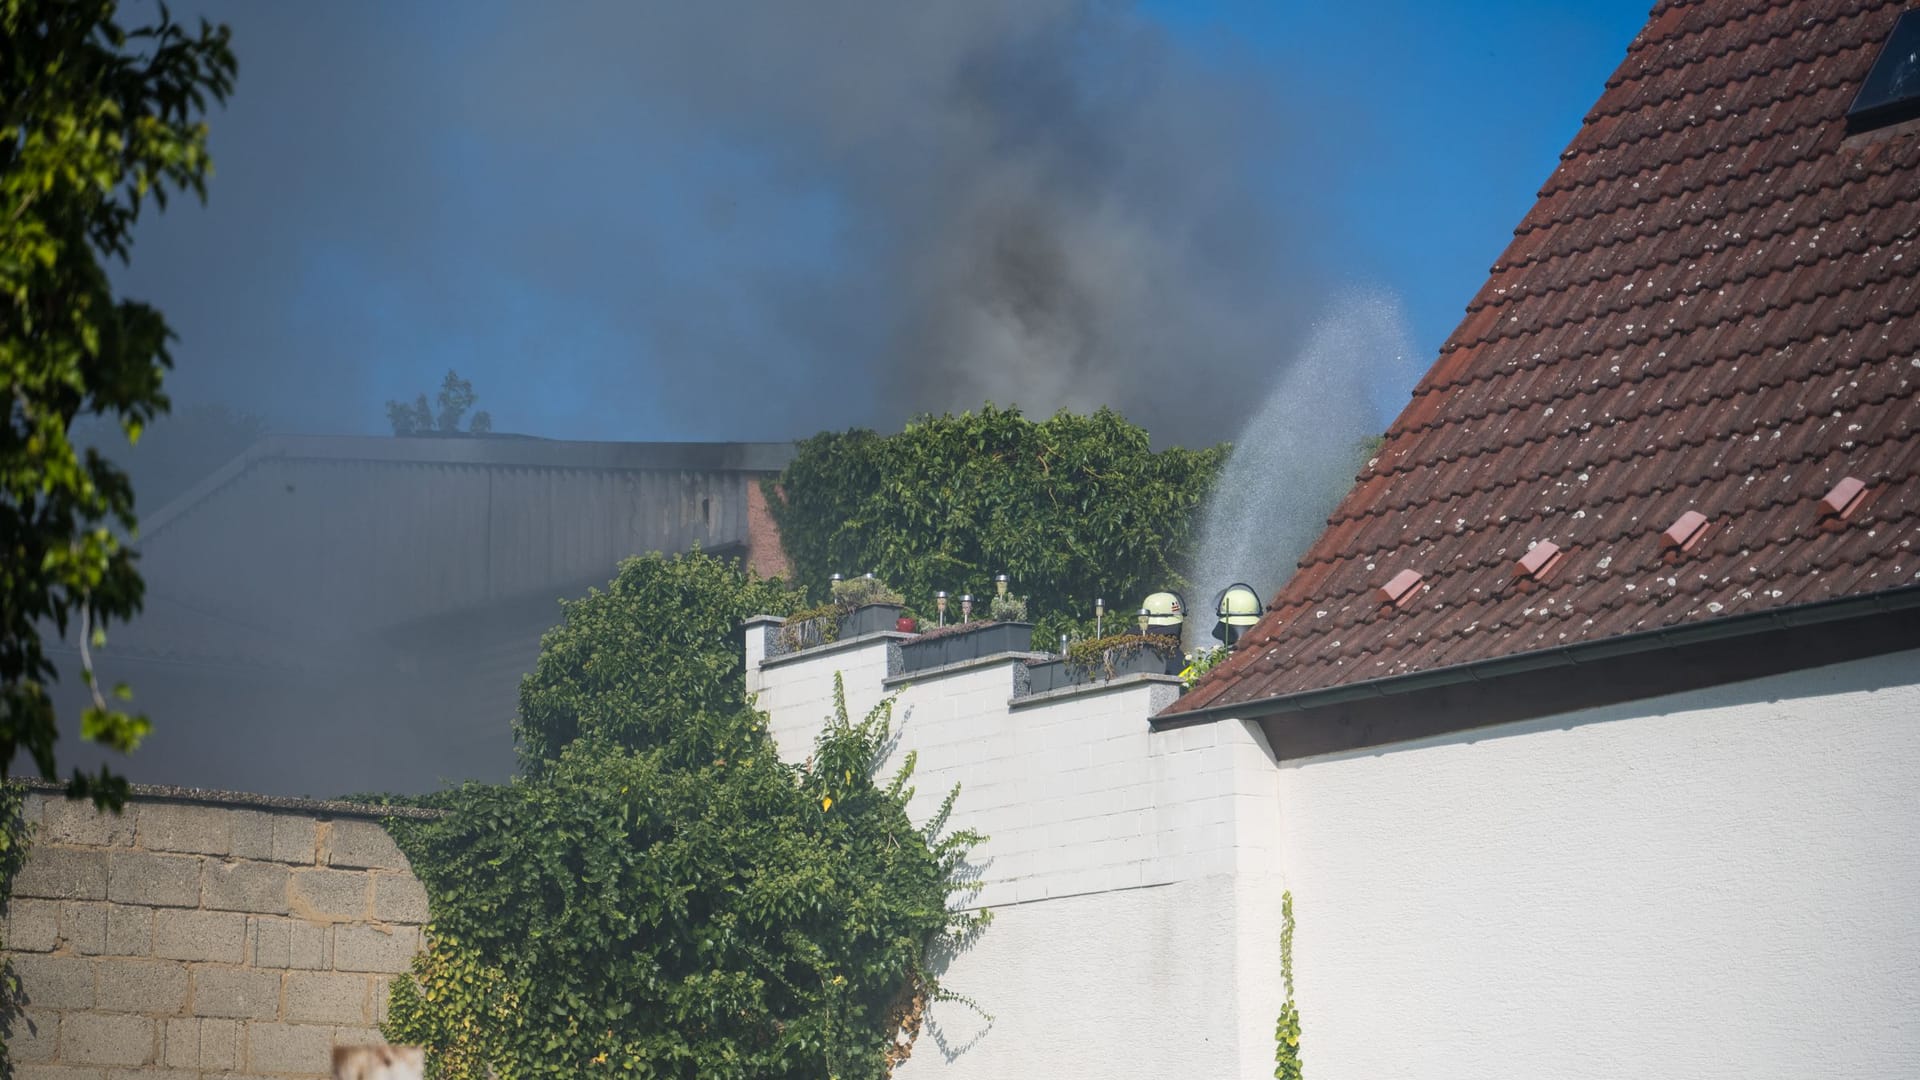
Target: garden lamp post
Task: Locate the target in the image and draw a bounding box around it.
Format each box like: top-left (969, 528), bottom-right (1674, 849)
top-left (961, 594), bottom-right (974, 623)
top-left (1095, 597), bottom-right (1104, 638)
top-left (995, 573), bottom-right (1009, 598)
top-left (936, 591), bottom-right (948, 627)
top-left (1137, 608), bottom-right (1151, 637)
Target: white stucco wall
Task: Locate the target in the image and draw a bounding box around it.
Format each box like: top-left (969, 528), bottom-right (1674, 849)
top-left (1277, 647), bottom-right (1920, 1080)
top-left (744, 622), bottom-right (1288, 1079)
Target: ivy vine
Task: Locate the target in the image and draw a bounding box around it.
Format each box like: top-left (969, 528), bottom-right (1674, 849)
top-left (0, 783), bottom-right (30, 1073)
top-left (1276, 890), bottom-right (1302, 1080)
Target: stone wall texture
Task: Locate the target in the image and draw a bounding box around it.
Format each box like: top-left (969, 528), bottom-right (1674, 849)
top-left (2, 790), bottom-right (429, 1080)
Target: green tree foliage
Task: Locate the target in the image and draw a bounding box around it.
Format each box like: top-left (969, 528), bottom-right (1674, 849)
top-left (1, 1), bottom-right (235, 806)
top-left (388, 551), bottom-right (984, 1078)
top-left (513, 550), bottom-right (803, 768)
top-left (387, 369), bottom-right (493, 435)
top-left (387, 694), bottom-right (979, 1080)
top-left (767, 405), bottom-right (1226, 644)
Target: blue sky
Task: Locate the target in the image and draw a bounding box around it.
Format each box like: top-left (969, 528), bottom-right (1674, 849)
top-left (122, 1), bottom-right (1651, 446)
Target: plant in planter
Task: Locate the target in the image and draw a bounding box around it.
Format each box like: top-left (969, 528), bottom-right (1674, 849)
top-left (776, 601), bottom-right (844, 652)
top-left (778, 576), bottom-right (910, 652)
top-left (1064, 632), bottom-right (1184, 683)
top-left (831, 574), bottom-right (905, 610)
top-left (988, 592), bottom-right (1028, 623)
top-left (1180, 644), bottom-right (1230, 690)
top-left (899, 618), bottom-right (1034, 673)
top-left (832, 575), bottom-right (907, 637)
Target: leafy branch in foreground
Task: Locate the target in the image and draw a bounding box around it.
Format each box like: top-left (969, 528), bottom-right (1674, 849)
top-left (1, 0), bottom-right (236, 807)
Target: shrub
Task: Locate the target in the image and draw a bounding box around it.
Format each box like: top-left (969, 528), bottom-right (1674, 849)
top-left (387, 683), bottom-right (982, 1080)
top-left (513, 549), bottom-right (802, 769)
top-left (766, 406), bottom-right (1225, 640)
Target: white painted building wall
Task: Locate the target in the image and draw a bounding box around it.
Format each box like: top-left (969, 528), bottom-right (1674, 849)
top-left (744, 620), bottom-right (1289, 1079)
top-left (1275, 647), bottom-right (1920, 1080)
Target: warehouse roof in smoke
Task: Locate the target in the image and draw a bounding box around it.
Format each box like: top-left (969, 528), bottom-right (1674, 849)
top-left (1164, 0), bottom-right (1920, 732)
top-left (92, 435), bottom-right (795, 671)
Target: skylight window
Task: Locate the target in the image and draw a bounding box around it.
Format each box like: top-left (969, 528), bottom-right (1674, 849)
top-left (1848, 9), bottom-right (1920, 132)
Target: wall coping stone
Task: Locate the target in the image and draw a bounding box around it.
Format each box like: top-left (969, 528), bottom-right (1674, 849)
top-left (1009, 671), bottom-right (1184, 710)
top-left (881, 651), bottom-right (1051, 689)
top-left (758, 629), bottom-right (914, 669)
top-left (17, 779), bottom-right (446, 820)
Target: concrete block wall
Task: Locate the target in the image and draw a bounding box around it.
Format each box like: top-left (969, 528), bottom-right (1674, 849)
top-left (744, 620), bottom-right (1288, 1078)
top-left (2, 789), bottom-right (431, 1080)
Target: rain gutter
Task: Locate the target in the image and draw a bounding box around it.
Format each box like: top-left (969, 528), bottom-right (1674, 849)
top-left (1154, 584), bottom-right (1920, 728)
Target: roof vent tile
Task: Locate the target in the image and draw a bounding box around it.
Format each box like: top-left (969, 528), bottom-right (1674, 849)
top-left (1378, 569), bottom-right (1424, 609)
top-left (1513, 540), bottom-right (1565, 582)
top-left (1819, 476), bottom-right (1868, 520)
top-left (1662, 510), bottom-right (1711, 552)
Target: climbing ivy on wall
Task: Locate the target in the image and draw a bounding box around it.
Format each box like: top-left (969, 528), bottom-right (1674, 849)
top-left (385, 551), bottom-right (985, 1078)
top-left (0, 782), bottom-right (32, 1072)
top-left (765, 405), bottom-right (1226, 645)
top-left (1275, 890), bottom-right (1303, 1080)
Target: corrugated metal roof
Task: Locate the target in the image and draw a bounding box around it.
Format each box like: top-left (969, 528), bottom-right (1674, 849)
top-left (104, 436), bottom-right (791, 669)
top-left (1167, 0), bottom-right (1920, 719)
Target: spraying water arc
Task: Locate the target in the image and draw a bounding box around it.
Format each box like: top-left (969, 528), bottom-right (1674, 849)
top-left (1186, 291), bottom-right (1417, 645)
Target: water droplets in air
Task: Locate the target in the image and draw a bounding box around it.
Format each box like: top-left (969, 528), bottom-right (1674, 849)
top-left (1186, 290), bottom-right (1418, 638)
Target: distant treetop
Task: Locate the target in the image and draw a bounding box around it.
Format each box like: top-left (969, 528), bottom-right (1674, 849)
top-left (386, 370), bottom-right (493, 436)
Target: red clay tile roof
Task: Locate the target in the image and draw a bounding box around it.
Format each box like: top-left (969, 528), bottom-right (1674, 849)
top-left (1168, 0), bottom-right (1920, 718)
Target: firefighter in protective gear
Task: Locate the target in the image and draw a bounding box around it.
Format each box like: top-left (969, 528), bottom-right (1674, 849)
top-left (1211, 583), bottom-right (1261, 645)
top-left (1140, 590), bottom-right (1186, 638)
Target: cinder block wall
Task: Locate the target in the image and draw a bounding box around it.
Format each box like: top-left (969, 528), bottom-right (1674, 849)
top-left (1, 787), bottom-right (434, 1079)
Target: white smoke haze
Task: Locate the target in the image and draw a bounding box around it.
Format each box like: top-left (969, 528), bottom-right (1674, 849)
top-left (1188, 290), bottom-right (1420, 629)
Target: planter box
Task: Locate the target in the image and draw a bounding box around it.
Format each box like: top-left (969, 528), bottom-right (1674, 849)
top-left (900, 622), bottom-right (1034, 674)
top-left (1024, 647), bottom-right (1180, 694)
top-left (838, 603), bottom-right (905, 639)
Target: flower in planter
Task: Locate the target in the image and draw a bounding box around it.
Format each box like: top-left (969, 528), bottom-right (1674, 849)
top-left (1180, 644), bottom-right (1230, 690)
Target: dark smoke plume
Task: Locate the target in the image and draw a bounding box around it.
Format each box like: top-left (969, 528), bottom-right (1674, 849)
top-left (119, 0), bottom-right (1336, 448)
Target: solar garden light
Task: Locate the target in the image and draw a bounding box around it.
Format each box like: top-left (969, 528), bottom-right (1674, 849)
top-left (830, 573), bottom-right (843, 586)
top-left (1059, 633), bottom-right (1070, 656)
top-left (995, 573), bottom-right (1009, 598)
top-left (1095, 597), bottom-right (1105, 637)
top-left (961, 594), bottom-right (974, 622)
top-left (863, 572), bottom-right (875, 580)
top-left (1137, 608), bottom-right (1151, 637)
top-left (936, 591), bottom-right (948, 627)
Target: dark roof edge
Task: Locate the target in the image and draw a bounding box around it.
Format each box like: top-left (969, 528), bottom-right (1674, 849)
top-left (1156, 583), bottom-right (1920, 728)
top-left (139, 435), bottom-right (798, 539)
top-left (13, 778), bottom-right (447, 820)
